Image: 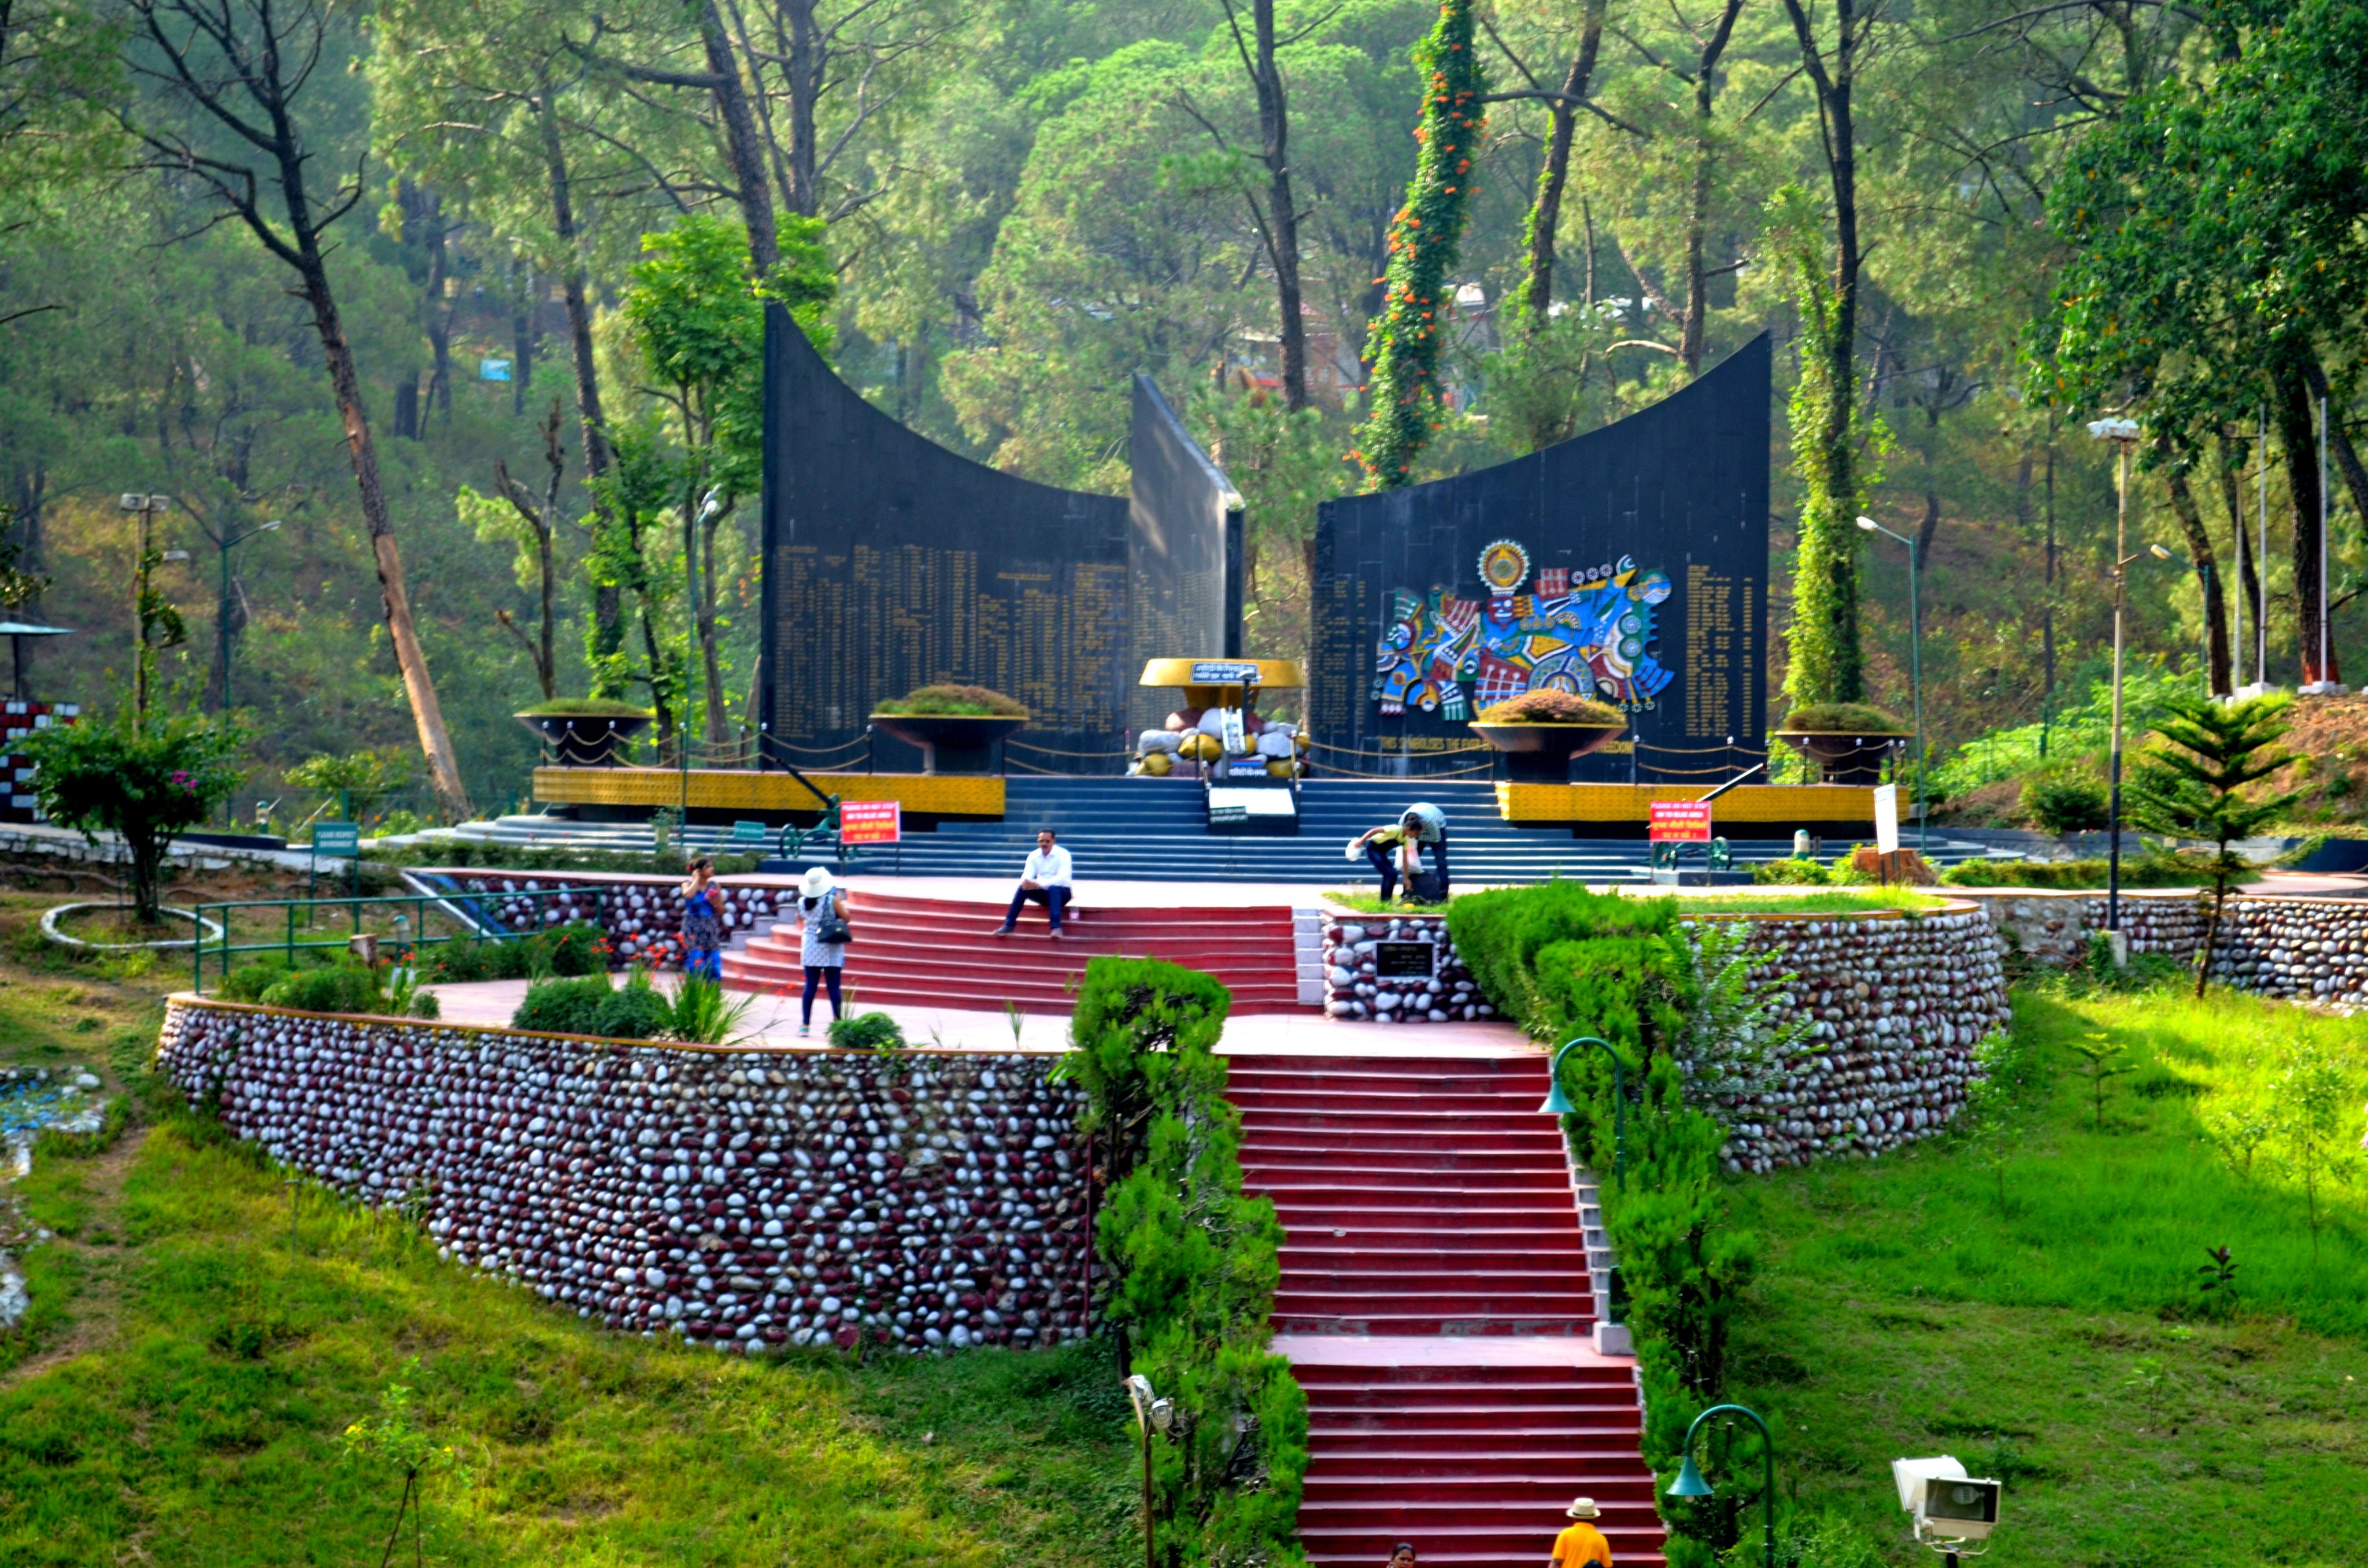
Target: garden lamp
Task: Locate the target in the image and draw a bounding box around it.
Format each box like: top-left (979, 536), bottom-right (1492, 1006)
top-left (1667, 1403), bottom-right (1778, 1568)
top-left (1856, 514), bottom-right (1926, 854)
top-left (2088, 416), bottom-right (2144, 933)
top-left (1541, 1036), bottom-right (1627, 1188)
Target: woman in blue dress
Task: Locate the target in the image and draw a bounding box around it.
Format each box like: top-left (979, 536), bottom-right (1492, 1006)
top-left (679, 857), bottom-right (726, 980)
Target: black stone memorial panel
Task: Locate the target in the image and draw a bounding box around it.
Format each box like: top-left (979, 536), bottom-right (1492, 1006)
top-left (1308, 333), bottom-right (1771, 782)
top-left (760, 308), bottom-right (1234, 773)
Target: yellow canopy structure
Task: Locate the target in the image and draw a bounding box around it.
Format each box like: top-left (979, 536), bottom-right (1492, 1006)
top-left (1138, 658), bottom-right (1305, 709)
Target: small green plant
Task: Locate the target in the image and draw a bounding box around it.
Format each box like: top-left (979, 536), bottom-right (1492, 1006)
top-left (258, 962), bottom-right (383, 1017)
top-left (2206, 1105), bottom-right (2274, 1180)
top-left (1750, 856), bottom-right (1830, 886)
top-left (2268, 1046), bottom-right (2357, 1264)
top-left (667, 974), bottom-right (754, 1044)
top-left (286, 747), bottom-right (413, 826)
top-left (2198, 1245), bottom-right (2240, 1317)
top-left (511, 974), bottom-right (613, 1035)
top-left (341, 1357), bottom-right (471, 1568)
top-left (2070, 1031), bottom-right (2134, 1131)
top-left (827, 1011), bottom-right (906, 1052)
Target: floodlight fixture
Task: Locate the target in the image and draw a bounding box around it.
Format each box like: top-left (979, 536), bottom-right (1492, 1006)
top-left (2087, 417), bottom-right (2141, 443)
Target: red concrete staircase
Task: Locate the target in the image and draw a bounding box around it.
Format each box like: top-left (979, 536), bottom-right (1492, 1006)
top-left (722, 887), bottom-right (1309, 1015)
top-left (1228, 1055), bottom-right (1666, 1567)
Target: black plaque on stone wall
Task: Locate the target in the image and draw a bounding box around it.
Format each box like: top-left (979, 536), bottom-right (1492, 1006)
top-left (764, 307), bottom-right (1231, 773)
top-left (1309, 333), bottom-right (1771, 783)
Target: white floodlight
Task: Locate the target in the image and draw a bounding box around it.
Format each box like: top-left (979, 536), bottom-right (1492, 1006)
top-left (1892, 1456), bottom-right (2002, 1551)
top-left (2086, 417), bottom-right (2141, 442)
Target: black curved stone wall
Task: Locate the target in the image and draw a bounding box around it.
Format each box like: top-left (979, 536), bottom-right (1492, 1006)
top-left (1309, 334), bottom-right (1771, 782)
top-left (760, 312), bottom-right (1239, 774)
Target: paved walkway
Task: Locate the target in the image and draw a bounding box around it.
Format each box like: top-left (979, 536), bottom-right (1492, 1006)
top-left (422, 975), bottom-right (1535, 1057)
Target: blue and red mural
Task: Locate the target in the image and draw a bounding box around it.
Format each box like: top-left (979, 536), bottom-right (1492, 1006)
top-left (1372, 541), bottom-right (1675, 721)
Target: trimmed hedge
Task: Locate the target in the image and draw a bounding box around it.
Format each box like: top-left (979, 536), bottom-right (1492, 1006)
top-left (1062, 956), bottom-right (1308, 1566)
top-left (1448, 884), bottom-right (1766, 1566)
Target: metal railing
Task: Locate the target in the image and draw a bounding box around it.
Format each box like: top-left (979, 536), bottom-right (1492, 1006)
top-left (190, 886), bottom-right (584, 996)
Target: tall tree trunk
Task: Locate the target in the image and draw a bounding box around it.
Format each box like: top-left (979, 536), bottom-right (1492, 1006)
top-left (1512, 0), bottom-right (1607, 327)
top-left (2303, 357), bottom-right (2368, 538)
top-left (539, 86), bottom-right (624, 672)
top-left (301, 248), bottom-right (472, 817)
top-left (1678, 0), bottom-right (1745, 378)
top-left (1248, 0), bottom-right (1308, 412)
top-left (2274, 351), bottom-right (2335, 685)
top-left (510, 270), bottom-right (534, 416)
top-left (779, 0), bottom-right (823, 218)
top-left (421, 190), bottom-right (454, 418)
top-left (2217, 428), bottom-right (2261, 687)
top-left (2042, 434), bottom-right (2057, 755)
top-left (2160, 435), bottom-right (2233, 694)
top-left (700, 0), bottom-right (780, 270)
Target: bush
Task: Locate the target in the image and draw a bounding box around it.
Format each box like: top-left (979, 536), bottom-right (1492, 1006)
top-left (593, 971), bottom-right (675, 1040)
top-left (257, 963), bottom-right (384, 1016)
top-left (667, 976), bottom-right (754, 1044)
top-left (827, 1011), bottom-right (906, 1051)
top-left (511, 974), bottom-right (613, 1035)
top-left (218, 955), bottom-right (304, 1002)
top-left (545, 922), bottom-right (608, 976)
top-left (1750, 857), bottom-right (1829, 886)
top-left (1473, 690), bottom-right (1624, 725)
top-left (1781, 701), bottom-right (1906, 733)
top-left (2022, 772), bottom-right (2110, 832)
top-left (871, 683), bottom-right (1028, 718)
top-left (1060, 957), bottom-right (1304, 1563)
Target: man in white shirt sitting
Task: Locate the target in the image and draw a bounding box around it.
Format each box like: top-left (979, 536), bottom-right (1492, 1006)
top-left (993, 828), bottom-right (1074, 939)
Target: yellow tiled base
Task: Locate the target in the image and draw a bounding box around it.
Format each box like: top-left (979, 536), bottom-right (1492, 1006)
top-left (532, 768), bottom-right (1005, 817)
top-left (1495, 782), bottom-right (1876, 825)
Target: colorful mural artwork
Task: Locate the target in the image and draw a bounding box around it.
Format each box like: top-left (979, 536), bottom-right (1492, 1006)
top-left (1372, 545), bottom-right (1675, 720)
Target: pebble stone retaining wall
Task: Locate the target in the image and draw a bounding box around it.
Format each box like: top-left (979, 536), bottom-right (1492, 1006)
top-left (1953, 888), bottom-right (2368, 1006)
top-left (1710, 906), bottom-right (2010, 1172)
top-left (155, 998), bottom-right (1091, 1354)
top-left (1327, 902), bottom-right (2014, 1173)
top-left (427, 871), bottom-right (783, 970)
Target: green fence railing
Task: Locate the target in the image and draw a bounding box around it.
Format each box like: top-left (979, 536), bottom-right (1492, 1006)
top-left (190, 887), bottom-right (584, 996)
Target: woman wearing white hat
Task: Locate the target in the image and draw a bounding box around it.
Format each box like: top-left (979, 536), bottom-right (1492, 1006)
top-left (793, 866), bottom-right (851, 1036)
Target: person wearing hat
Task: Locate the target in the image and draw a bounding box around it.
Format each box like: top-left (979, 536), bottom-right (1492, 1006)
top-left (793, 866), bottom-right (851, 1036)
top-left (1550, 1496), bottom-right (1612, 1567)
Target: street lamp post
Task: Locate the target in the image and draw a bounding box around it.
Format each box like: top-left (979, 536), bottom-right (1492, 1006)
top-left (1124, 1374), bottom-right (1174, 1568)
top-left (1541, 1035), bottom-right (1627, 1189)
top-left (119, 492), bottom-right (171, 722)
top-left (1667, 1402), bottom-right (1779, 1568)
top-left (215, 519), bottom-right (282, 711)
top-left (1856, 516), bottom-right (1925, 854)
top-left (2086, 419), bottom-right (2142, 932)
top-left (2148, 543), bottom-right (2215, 697)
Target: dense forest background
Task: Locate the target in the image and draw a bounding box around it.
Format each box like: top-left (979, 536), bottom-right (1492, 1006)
top-left (1, 0), bottom-right (2358, 821)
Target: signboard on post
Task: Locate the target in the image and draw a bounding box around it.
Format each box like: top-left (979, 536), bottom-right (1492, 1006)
top-left (312, 822), bottom-right (360, 858)
top-left (1190, 660), bottom-right (1261, 687)
top-left (1648, 800), bottom-right (1714, 843)
top-left (838, 799), bottom-right (902, 846)
top-left (1873, 785), bottom-right (1900, 854)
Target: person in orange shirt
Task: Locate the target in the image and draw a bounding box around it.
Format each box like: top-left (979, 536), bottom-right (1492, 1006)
top-left (1549, 1496), bottom-right (1613, 1567)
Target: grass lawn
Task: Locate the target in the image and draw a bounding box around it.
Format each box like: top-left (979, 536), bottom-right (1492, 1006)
top-left (0, 887), bottom-right (1139, 1566)
top-left (1723, 972), bottom-right (2368, 1566)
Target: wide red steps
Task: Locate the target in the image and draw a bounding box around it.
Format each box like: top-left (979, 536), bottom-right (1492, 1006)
top-left (720, 887), bottom-right (1315, 1015)
top-left (1233, 1058), bottom-right (1665, 1567)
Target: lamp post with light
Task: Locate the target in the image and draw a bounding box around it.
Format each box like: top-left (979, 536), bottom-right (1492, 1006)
top-left (2148, 542), bottom-right (2215, 698)
top-left (1856, 515), bottom-right (1926, 853)
top-left (1667, 1402), bottom-right (1778, 1568)
top-left (1541, 1035), bottom-right (1627, 1189)
top-left (1124, 1374), bottom-right (1174, 1568)
top-left (2086, 418), bottom-right (2143, 932)
top-left (119, 492), bottom-right (173, 722)
top-left (212, 519), bottom-right (281, 711)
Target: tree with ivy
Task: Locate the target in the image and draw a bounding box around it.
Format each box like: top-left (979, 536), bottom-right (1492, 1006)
top-left (1771, 185), bottom-right (1877, 708)
top-left (1353, 0), bottom-right (1486, 491)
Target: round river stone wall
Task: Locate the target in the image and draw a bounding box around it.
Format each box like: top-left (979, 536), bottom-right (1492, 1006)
top-left (156, 998), bottom-right (1089, 1354)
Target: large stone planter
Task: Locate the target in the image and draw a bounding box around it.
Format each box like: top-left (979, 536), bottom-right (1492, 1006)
top-left (1773, 729), bottom-right (1908, 785)
top-left (1469, 721), bottom-right (1627, 783)
top-left (867, 713), bottom-right (1027, 774)
top-left (516, 710), bottom-right (653, 768)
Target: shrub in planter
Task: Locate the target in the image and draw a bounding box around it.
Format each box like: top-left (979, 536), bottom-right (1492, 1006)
top-left (1750, 857), bottom-right (1830, 886)
top-left (1473, 690), bottom-right (1625, 725)
top-left (1780, 700), bottom-right (1906, 733)
top-left (871, 684), bottom-right (1028, 717)
top-left (2021, 772), bottom-right (2110, 832)
top-left (593, 970), bottom-right (674, 1039)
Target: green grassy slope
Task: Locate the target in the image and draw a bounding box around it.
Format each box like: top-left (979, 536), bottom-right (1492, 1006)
top-left (1722, 977), bottom-right (2368, 1566)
